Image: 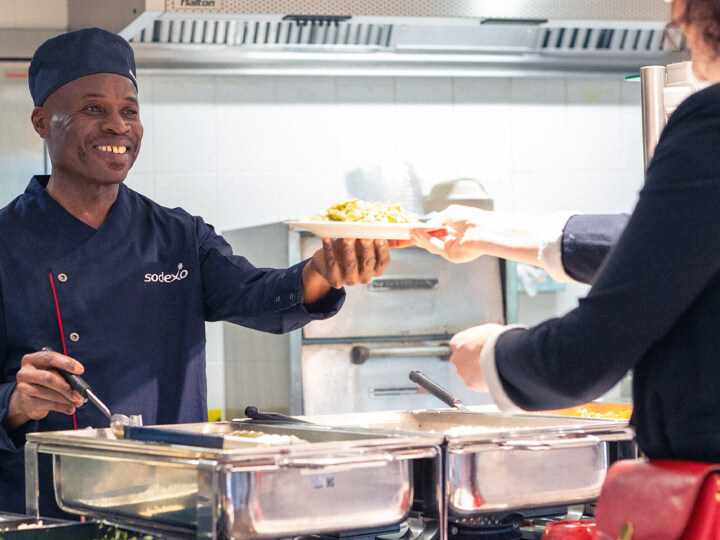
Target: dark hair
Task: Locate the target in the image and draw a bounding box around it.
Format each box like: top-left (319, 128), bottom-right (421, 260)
top-left (682, 0), bottom-right (720, 55)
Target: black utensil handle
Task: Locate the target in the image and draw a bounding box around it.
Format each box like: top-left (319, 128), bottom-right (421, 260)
top-left (42, 347), bottom-right (91, 399)
top-left (244, 406), bottom-right (310, 424)
top-left (58, 369), bottom-right (91, 399)
top-left (409, 370), bottom-right (461, 408)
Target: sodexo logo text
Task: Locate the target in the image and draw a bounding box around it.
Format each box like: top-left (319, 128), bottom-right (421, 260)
top-left (145, 263), bottom-right (189, 283)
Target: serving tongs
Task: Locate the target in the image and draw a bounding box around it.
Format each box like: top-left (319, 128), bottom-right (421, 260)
top-left (243, 405), bottom-right (312, 424)
top-left (45, 347), bottom-right (142, 436)
top-left (409, 370), bottom-right (471, 412)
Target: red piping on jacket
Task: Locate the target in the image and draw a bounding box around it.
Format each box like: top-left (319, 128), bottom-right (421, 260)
top-left (48, 272), bottom-right (77, 430)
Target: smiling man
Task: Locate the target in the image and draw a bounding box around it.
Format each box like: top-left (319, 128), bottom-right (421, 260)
top-left (0, 27), bottom-right (395, 516)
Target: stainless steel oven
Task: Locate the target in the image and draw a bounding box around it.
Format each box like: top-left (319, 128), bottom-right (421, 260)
top-left (222, 222), bottom-right (505, 418)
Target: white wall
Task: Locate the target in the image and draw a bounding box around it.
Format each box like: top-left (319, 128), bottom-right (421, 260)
top-left (0, 0), bottom-right (67, 29)
top-left (128, 74), bottom-right (644, 228)
top-left (0, 69), bottom-right (646, 415)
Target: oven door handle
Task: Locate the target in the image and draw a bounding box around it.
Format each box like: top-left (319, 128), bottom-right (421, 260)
top-left (351, 345), bottom-right (451, 364)
top-left (368, 277), bottom-right (439, 291)
top-left (370, 386), bottom-right (424, 398)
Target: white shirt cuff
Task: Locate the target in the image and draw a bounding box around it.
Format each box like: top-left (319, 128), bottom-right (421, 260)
top-left (480, 324), bottom-right (528, 415)
top-left (537, 211), bottom-right (579, 284)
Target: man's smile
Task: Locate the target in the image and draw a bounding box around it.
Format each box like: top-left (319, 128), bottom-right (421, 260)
top-left (95, 145), bottom-right (128, 154)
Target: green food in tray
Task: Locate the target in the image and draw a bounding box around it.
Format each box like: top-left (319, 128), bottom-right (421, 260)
top-left (95, 522), bottom-right (155, 540)
top-left (0, 520), bottom-right (159, 540)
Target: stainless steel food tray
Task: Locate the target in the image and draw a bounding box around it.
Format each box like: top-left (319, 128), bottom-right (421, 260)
top-left (25, 421), bottom-right (442, 540)
top-left (299, 408), bottom-right (635, 516)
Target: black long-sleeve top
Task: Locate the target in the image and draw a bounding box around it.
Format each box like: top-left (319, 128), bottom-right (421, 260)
top-left (494, 82), bottom-right (720, 462)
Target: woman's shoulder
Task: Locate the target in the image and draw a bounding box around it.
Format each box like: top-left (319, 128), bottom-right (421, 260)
top-left (648, 83), bottom-right (720, 186)
top-left (659, 83), bottom-right (720, 143)
top-left (668, 82), bottom-right (720, 122)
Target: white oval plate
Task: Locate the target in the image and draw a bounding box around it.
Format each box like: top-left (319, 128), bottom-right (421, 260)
top-left (285, 220), bottom-right (445, 240)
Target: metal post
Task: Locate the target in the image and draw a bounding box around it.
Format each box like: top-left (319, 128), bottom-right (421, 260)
top-left (640, 65), bottom-right (667, 172)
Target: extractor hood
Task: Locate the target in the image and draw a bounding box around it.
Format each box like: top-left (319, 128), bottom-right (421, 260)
top-left (60, 0), bottom-right (685, 76)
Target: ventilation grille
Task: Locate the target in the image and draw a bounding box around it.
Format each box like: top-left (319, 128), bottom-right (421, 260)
top-left (129, 18), bottom-right (684, 57)
top-left (539, 26), bottom-right (686, 53)
top-left (162, 0), bottom-right (669, 21)
top-left (131, 19), bottom-right (394, 48)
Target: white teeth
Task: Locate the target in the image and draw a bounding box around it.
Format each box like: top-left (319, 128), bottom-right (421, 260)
top-left (97, 145), bottom-right (127, 154)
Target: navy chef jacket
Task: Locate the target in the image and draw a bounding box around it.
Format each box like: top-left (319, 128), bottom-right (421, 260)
top-left (0, 175), bottom-right (344, 515)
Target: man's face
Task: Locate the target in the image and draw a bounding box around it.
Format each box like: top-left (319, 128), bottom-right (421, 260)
top-left (36, 73), bottom-right (143, 187)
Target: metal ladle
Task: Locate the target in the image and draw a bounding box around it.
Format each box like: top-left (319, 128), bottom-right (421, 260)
top-left (109, 413), bottom-right (143, 438)
top-left (44, 347), bottom-right (142, 437)
top-left (59, 367), bottom-right (142, 437)
top-left (409, 370), bottom-right (471, 412)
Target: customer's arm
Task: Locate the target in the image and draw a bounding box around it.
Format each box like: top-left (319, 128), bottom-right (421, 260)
top-left (554, 213), bottom-right (629, 283)
top-left (411, 206), bottom-right (628, 284)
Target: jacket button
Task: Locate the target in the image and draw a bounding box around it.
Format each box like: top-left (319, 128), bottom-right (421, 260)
top-left (69, 332), bottom-right (80, 342)
top-left (275, 296), bottom-right (281, 303)
top-left (58, 273), bottom-right (68, 282)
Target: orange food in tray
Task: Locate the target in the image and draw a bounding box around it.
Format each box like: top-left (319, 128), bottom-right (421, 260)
top-left (542, 403), bottom-right (633, 420)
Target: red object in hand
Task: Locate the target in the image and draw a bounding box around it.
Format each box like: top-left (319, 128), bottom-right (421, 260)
top-left (541, 520), bottom-right (596, 540)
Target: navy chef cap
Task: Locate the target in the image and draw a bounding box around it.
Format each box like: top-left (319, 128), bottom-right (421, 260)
top-left (29, 27), bottom-right (137, 107)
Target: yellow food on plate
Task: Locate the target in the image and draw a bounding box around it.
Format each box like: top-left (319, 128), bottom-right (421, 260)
top-left (541, 403), bottom-right (632, 420)
top-left (311, 199), bottom-right (419, 224)
top-left (574, 407), bottom-right (632, 419)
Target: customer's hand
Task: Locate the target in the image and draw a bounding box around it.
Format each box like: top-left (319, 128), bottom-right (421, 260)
top-left (411, 205), bottom-right (498, 263)
top-left (450, 323), bottom-right (505, 391)
top-left (4, 349), bottom-right (85, 430)
top-left (411, 204), bottom-right (544, 266)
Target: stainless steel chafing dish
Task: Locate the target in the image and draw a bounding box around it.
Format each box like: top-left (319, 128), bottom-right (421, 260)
top-left (25, 421), bottom-right (442, 540)
top-left (299, 408), bottom-right (635, 521)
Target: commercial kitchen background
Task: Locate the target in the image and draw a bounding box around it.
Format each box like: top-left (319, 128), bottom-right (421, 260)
top-left (0, 2), bottom-right (645, 417)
